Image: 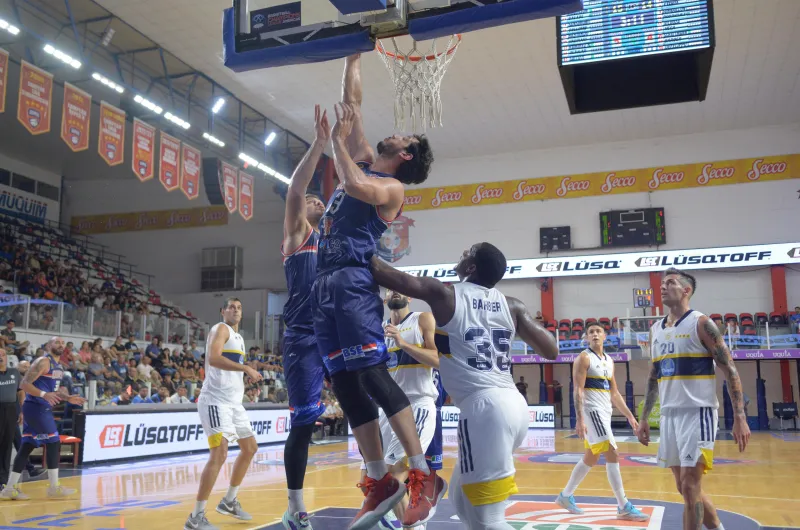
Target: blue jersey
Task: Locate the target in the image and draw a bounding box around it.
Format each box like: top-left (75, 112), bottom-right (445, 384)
top-left (26, 354), bottom-right (63, 406)
top-left (317, 165), bottom-right (397, 274)
top-left (282, 228), bottom-right (319, 334)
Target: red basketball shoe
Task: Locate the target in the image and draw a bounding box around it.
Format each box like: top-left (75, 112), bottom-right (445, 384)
top-left (403, 469), bottom-right (448, 528)
top-left (348, 473), bottom-right (406, 530)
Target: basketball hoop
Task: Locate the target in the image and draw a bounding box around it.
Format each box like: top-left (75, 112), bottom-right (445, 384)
top-left (376, 34), bottom-right (461, 131)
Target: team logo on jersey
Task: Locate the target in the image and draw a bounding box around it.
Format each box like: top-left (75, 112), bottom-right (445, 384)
top-left (376, 215), bottom-right (415, 263)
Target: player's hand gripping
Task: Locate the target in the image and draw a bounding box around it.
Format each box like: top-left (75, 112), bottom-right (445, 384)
top-left (575, 418), bottom-right (588, 440)
top-left (384, 323), bottom-right (407, 349)
top-left (67, 395), bottom-right (86, 406)
top-left (732, 415), bottom-right (751, 452)
top-left (636, 420), bottom-right (651, 446)
top-left (244, 365), bottom-right (263, 383)
top-left (332, 102), bottom-right (355, 142)
top-left (313, 104), bottom-right (330, 146)
top-left (42, 392), bottom-right (62, 407)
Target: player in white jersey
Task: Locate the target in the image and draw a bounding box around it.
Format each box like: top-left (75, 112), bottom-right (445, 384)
top-left (371, 243), bottom-right (558, 529)
top-left (360, 290), bottom-right (441, 527)
top-left (555, 322), bottom-right (648, 521)
top-left (636, 269), bottom-right (750, 530)
top-left (184, 298), bottom-right (264, 530)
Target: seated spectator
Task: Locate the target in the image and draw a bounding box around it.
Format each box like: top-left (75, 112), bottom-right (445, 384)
top-left (151, 385), bottom-right (170, 404)
top-left (180, 360), bottom-right (198, 386)
top-left (96, 387), bottom-right (113, 406)
top-left (110, 388), bottom-right (132, 405)
top-left (103, 355), bottom-right (124, 383)
top-left (144, 337), bottom-right (160, 362)
top-left (110, 336), bottom-right (126, 356)
top-left (132, 386), bottom-right (153, 404)
top-left (60, 342), bottom-right (75, 369)
top-left (190, 341), bottom-right (202, 361)
top-left (112, 353), bottom-right (129, 380)
top-left (159, 351), bottom-right (177, 377)
top-left (137, 356), bottom-right (154, 381)
top-left (162, 374), bottom-right (176, 395)
top-left (88, 354), bottom-right (105, 381)
top-left (190, 388), bottom-right (201, 403)
top-left (242, 387), bottom-right (258, 404)
top-left (726, 320), bottom-right (740, 336)
top-left (125, 334), bottom-right (140, 356)
top-left (1, 320), bottom-right (29, 357)
top-left (168, 386), bottom-right (191, 404)
top-left (126, 359), bottom-right (141, 384)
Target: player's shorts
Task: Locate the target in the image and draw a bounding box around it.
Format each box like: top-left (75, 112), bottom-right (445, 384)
top-left (583, 408), bottom-right (617, 455)
top-left (456, 388), bottom-right (528, 506)
top-left (198, 398), bottom-right (255, 448)
top-left (312, 266), bottom-right (389, 376)
top-left (657, 406), bottom-right (718, 473)
top-left (21, 401), bottom-right (59, 447)
top-left (283, 331), bottom-right (327, 426)
top-left (426, 406), bottom-right (444, 471)
top-left (360, 397), bottom-right (437, 470)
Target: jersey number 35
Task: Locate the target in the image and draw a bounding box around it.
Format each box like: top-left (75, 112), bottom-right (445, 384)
top-left (464, 327), bottom-right (512, 372)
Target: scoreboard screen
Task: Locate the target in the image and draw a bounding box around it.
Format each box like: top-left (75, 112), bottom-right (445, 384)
top-left (633, 288), bottom-right (654, 308)
top-left (600, 207), bottom-right (666, 248)
top-left (559, 0), bottom-right (714, 66)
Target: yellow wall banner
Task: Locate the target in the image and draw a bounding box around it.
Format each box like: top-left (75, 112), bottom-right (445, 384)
top-left (402, 154), bottom-right (800, 212)
top-left (71, 206), bottom-right (228, 235)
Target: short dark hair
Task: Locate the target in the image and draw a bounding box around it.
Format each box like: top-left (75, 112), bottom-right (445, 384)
top-left (6, 319), bottom-right (14, 324)
top-left (473, 242), bottom-right (507, 288)
top-left (395, 135), bottom-right (433, 185)
top-left (586, 322), bottom-right (605, 334)
top-left (664, 268), bottom-right (697, 295)
top-left (222, 297), bottom-right (241, 311)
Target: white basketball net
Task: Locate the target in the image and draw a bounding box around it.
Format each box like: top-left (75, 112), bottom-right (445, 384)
top-left (376, 35), bottom-right (461, 131)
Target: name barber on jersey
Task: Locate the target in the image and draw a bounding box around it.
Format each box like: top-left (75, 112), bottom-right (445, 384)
top-left (473, 298), bottom-right (503, 312)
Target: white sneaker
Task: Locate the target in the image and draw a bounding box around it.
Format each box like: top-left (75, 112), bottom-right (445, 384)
top-left (0, 485), bottom-right (29, 500)
top-left (47, 484), bottom-right (76, 498)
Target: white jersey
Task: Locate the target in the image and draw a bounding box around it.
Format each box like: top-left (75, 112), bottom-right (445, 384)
top-left (386, 312), bottom-right (438, 402)
top-left (650, 309), bottom-right (718, 410)
top-left (582, 348), bottom-right (613, 414)
top-left (201, 322), bottom-right (246, 407)
top-left (436, 281), bottom-right (517, 406)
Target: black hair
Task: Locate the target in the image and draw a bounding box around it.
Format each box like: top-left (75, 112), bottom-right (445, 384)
top-left (586, 322), bottom-right (605, 334)
top-left (221, 297), bottom-right (241, 311)
top-left (6, 319), bottom-right (14, 324)
top-left (664, 268), bottom-right (697, 296)
top-left (395, 135), bottom-right (433, 185)
top-left (472, 242), bottom-right (507, 288)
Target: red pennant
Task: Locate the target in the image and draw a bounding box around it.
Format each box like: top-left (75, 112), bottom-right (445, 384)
top-left (238, 170), bottom-right (254, 221)
top-left (17, 60), bottom-right (53, 135)
top-left (180, 143), bottom-right (201, 200)
top-left (0, 49), bottom-right (9, 113)
top-left (61, 82), bottom-right (91, 152)
top-left (132, 118), bottom-right (156, 182)
top-left (98, 101), bottom-right (126, 166)
top-left (220, 161), bottom-right (237, 213)
top-left (159, 131), bottom-right (181, 192)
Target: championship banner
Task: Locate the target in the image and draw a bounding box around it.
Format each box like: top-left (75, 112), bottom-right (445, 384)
top-left (180, 143), bottom-right (201, 200)
top-left (98, 101), bottom-right (125, 166)
top-left (402, 153), bottom-right (800, 212)
top-left (159, 131), bottom-right (181, 191)
top-left (221, 161), bottom-right (238, 213)
top-left (132, 118), bottom-right (156, 181)
top-left (71, 205), bottom-right (229, 235)
top-left (0, 49), bottom-right (9, 113)
top-left (60, 82), bottom-right (91, 152)
top-left (17, 60), bottom-right (53, 135)
top-left (238, 170), bottom-right (254, 220)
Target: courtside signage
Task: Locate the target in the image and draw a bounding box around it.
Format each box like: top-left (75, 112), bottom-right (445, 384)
top-left (396, 242), bottom-right (800, 281)
top-left (83, 408), bottom-right (291, 463)
top-left (441, 405), bottom-right (555, 429)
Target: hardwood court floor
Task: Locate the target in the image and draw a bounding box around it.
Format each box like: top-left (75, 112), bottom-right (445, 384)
top-left (0, 430), bottom-right (798, 529)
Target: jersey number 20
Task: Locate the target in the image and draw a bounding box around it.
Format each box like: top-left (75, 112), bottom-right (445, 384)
top-left (464, 327), bottom-right (512, 372)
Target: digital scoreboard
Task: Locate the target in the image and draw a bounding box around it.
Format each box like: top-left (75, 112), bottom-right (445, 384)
top-left (633, 288), bottom-right (654, 308)
top-left (600, 207), bottom-right (666, 248)
top-left (559, 0), bottom-right (713, 66)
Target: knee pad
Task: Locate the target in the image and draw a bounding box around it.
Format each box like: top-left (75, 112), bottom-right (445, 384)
top-left (332, 371), bottom-right (378, 429)
top-left (359, 364), bottom-right (410, 419)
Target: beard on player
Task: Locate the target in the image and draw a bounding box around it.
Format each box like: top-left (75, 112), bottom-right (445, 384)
top-left (386, 290), bottom-right (409, 310)
top-left (377, 134), bottom-right (434, 186)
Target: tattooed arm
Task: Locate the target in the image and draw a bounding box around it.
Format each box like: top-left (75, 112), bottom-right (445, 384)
top-left (637, 331), bottom-right (659, 446)
top-left (20, 356), bottom-right (60, 406)
top-left (572, 352), bottom-right (590, 439)
top-left (697, 315), bottom-right (750, 452)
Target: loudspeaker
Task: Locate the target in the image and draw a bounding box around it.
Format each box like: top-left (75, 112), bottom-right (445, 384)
top-left (202, 158), bottom-right (225, 206)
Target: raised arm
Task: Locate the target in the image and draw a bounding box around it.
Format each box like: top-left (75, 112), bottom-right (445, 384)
top-left (283, 105), bottom-right (329, 252)
top-left (370, 256), bottom-right (455, 325)
top-left (572, 352), bottom-right (590, 438)
top-left (698, 315), bottom-right (750, 452)
top-left (342, 54), bottom-right (375, 164)
top-left (507, 297), bottom-right (558, 360)
top-left (387, 312), bottom-right (440, 368)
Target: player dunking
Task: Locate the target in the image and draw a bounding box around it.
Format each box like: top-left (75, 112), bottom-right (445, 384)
top-left (184, 298), bottom-right (263, 530)
top-left (362, 290), bottom-right (445, 528)
top-left (311, 54), bottom-right (437, 529)
top-left (555, 322), bottom-right (648, 520)
top-left (280, 105), bottom-right (329, 530)
top-left (637, 268), bottom-right (750, 530)
top-left (370, 244), bottom-right (559, 529)
top-left (0, 337), bottom-right (84, 501)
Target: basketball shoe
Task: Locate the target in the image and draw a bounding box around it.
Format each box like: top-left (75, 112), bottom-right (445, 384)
top-left (403, 469), bottom-right (447, 528)
top-left (348, 473), bottom-right (405, 530)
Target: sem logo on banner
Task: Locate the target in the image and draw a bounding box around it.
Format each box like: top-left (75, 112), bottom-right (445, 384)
top-left (396, 242), bottom-right (800, 281)
top-left (377, 215), bottom-right (415, 262)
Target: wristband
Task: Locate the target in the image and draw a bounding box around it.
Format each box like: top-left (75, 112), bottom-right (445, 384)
top-left (39, 390), bottom-right (46, 398)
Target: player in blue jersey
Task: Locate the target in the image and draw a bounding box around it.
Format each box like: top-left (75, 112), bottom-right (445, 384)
top-left (310, 54), bottom-right (436, 530)
top-left (0, 337), bottom-right (84, 500)
top-left (280, 105), bottom-right (329, 530)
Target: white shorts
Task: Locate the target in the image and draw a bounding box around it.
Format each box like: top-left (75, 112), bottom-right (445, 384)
top-left (455, 388), bottom-right (528, 506)
top-left (197, 398), bottom-right (255, 449)
top-left (584, 408), bottom-right (617, 455)
top-left (360, 397), bottom-right (437, 468)
top-left (657, 407), bottom-right (718, 472)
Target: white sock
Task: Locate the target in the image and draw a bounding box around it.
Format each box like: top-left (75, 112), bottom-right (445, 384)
top-left (562, 460), bottom-right (592, 496)
top-left (365, 460), bottom-right (388, 480)
top-left (47, 469), bottom-right (59, 488)
top-left (224, 485), bottom-right (239, 502)
top-left (5, 472), bottom-right (21, 489)
top-left (408, 454), bottom-right (430, 475)
top-left (288, 488), bottom-right (305, 514)
top-left (605, 462), bottom-right (628, 508)
top-left (192, 500), bottom-right (207, 517)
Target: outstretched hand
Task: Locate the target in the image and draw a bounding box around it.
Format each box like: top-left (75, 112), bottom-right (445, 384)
top-left (314, 104), bottom-right (330, 145)
top-left (332, 102), bottom-right (355, 142)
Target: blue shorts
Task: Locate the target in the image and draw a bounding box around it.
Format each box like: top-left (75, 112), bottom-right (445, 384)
top-left (312, 266), bottom-right (389, 376)
top-left (22, 401), bottom-right (59, 447)
top-left (283, 331), bottom-right (327, 426)
top-left (425, 407), bottom-right (444, 471)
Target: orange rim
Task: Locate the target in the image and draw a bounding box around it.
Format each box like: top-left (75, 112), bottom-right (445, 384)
top-left (376, 34), bottom-right (462, 62)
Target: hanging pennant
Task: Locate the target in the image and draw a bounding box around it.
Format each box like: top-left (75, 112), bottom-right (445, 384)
top-left (98, 101), bottom-right (126, 166)
top-left (60, 82), bottom-right (91, 152)
top-left (132, 118), bottom-right (156, 182)
top-left (17, 60), bottom-right (53, 135)
top-left (238, 170), bottom-right (254, 221)
top-left (0, 49), bottom-right (9, 113)
top-left (180, 143), bottom-right (201, 200)
top-left (159, 131), bottom-right (181, 192)
top-left (220, 161), bottom-right (237, 213)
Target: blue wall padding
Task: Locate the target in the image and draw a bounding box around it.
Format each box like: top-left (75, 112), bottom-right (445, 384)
top-left (625, 379), bottom-right (634, 414)
top-left (222, 8), bottom-right (376, 72)
top-left (329, 0), bottom-right (387, 15)
top-left (539, 380), bottom-right (547, 404)
top-left (408, 0), bottom-right (584, 42)
top-left (757, 378), bottom-right (769, 430)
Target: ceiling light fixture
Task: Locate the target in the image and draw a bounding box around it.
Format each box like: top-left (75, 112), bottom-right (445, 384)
top-left (164, 112), bottom-right (191, 130)
top-left (202, 132), bottom-right (225, 147)
top-left (43, 44), bottom-right (81, 69)
top-left (238, 152), bottom-right (290, 184)
top-left (0, 18), bottom-right (20, 35)
top-left (91, 72), bottom-right (124, 94)
top-left (264, 131), bottom-right (277, 146)
top-left (133, 94), bottom-right (163, 115)
top-left (212, 97), bottom-right (226, 114)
